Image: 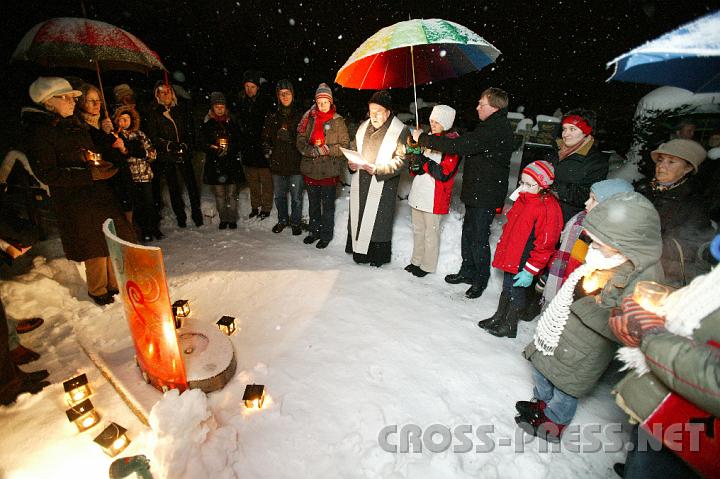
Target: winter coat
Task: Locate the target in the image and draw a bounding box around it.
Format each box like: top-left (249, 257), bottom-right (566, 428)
top-left (613, 306), bottom-right (720, 422)
top-left (546, 139), bottom-right (609, 223)
top-left (492, 192), bottom-right (563, 275)
top-left (636, 178), bottom-right (714, 286)
top-left (237, 94), bottom-right (271, 168)
top-left (296, 110), bottom-right (350, 180)
top-left (524, 193), bottom-right (664, 398)
top-left (114, 105), bottom-right (156, 183)
top-left (22, 108), bottom-right (135, 262)
top-left (145, 100), bottom-right (196, 164)
top-left (407, 132), bottom-right (460, 215)
top-left (200, 115), bottom-right (243, 185)
top-left (262, 106), bottom-right (303, 176)
top-left (418, 108), bottom-right (513, 209)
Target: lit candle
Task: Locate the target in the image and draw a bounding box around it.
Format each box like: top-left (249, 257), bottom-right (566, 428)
top-left (633, 281), bottom-right (670, 314)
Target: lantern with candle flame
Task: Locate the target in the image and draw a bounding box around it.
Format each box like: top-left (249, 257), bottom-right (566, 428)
top-left (633, 281), bottom-right (670, 314)
top-left (65, 398), bottom-right (100, 432)
top-left (243, 384), bottom-right (265, 409)
top-left (63, 373), bottom-right (92, 406)
top-left (217, 137), bottom-right (229, 150)
top-left (172, 299), bottom-right (190, 328)
top-left (216, 315), bottom-right (236, 336)
top-left (82, 149), bottom-right (103, 166)
top-left (94, 422), bottom-right (131, 457)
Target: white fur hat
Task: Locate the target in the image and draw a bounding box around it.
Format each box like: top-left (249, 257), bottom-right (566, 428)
top-left (429, 104), bottom-right (456, 131)
top-left (29, 76), bottom-right (81, 105)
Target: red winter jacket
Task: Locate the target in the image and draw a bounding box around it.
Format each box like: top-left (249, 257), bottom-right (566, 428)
top-left (407, 132), bottom-right (460, 214)
top-left (492, 192), bottom-right (563, 275)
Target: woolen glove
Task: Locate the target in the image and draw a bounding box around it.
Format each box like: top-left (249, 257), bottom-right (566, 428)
top-left (513, 270), bottom-right (534, 287)
top-left (317, 144), bottom-right (330, 156)
top-left (608, 296), bottom-right (666, 347)
top-left (408, 155), bottom-right (427, 175)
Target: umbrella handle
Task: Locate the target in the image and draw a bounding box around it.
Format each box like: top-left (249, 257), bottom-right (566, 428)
top-left (94, 60), bottom-right (110, 120)
top-left (411, 44), bottom-right (419, 130)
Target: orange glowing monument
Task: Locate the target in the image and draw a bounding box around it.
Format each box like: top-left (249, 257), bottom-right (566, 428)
top-left (103, 220), bottom-right (235, 395)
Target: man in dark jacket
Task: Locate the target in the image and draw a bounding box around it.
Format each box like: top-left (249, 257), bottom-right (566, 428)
top-left (412, 87), bottom-right (514, 299)
top-left (238, 70), bottom-right (272, 219)
top-left (145, 82), bottom-right (203, 228)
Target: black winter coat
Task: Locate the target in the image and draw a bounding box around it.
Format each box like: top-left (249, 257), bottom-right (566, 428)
top-left (200, 116), bottom-right (243, 185)
top-left (22, 109), bottom-right (135, 262)
top-left (546, 140), bottom-right (609, 223)
top-left (419, 108), bottom-right (514, 209)
top-left (145, 101), bottom-right (196, 164)
top-left (237, 94), bottom-right (271, 168)
top-left (636, 177), bottom-right (714, 285)
top-left (262, 106), bottom-right (302, 176)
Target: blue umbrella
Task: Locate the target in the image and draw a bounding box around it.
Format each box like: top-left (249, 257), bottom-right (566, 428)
top-left (606, 10), bottom-right (720, 93)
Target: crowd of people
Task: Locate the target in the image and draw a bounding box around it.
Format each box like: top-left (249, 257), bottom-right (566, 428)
top-left (0, 71), bottom-right (718, 478)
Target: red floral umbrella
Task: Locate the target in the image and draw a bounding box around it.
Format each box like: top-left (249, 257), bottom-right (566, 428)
top-left (12, 17), bottom-right (166, 115)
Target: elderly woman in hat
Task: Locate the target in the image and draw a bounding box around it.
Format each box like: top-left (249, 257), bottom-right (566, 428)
top-left (550, 109), bottom-right (609, 224)
top-left (201, 92), bottom-right (242, 229)
top-left (22, 77), bottom-right (135, 305)
top-left (636, 138), bottom-right (714, 285)
top-left (296, 83), bottom-right (349, 248)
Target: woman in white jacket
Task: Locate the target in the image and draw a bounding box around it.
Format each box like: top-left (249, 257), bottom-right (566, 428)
top-left (406, 105), bottom-right (460, 277)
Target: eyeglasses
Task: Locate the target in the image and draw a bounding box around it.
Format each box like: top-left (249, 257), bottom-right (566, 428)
top-left (85, 99), bottom-right (101, 105)
top-left (54, 94), bottom-right (78, 103)
top-left (519, 180), bottom-right (538, 189)
top-left (478, 102), bottom-right (490, 108)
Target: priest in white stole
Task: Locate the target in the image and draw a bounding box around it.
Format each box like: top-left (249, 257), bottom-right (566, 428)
top-left (345, 90), bottom-right (409, 267)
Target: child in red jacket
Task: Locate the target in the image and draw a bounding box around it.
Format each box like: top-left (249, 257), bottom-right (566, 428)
top-left (479, 160), bottom-right (563, 338)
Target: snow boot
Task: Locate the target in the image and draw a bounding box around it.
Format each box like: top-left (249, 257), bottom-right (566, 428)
top-left (487, 303), bottom-right (521, 338)
top-left (514, 408), bottom-right (566, 444)
top-left (478, 292), bottom-right (510, 330)
top-left (515, 399), bottom-right (546, 417)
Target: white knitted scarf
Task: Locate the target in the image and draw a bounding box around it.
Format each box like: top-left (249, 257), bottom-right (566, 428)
top-left (617, 264), bottom-right (720, 375)
top-left (533, 250), bottom-right (628, 356)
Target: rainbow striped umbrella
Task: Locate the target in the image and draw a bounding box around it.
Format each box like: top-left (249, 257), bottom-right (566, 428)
top-left (335, 18), bottom-right (500, 90)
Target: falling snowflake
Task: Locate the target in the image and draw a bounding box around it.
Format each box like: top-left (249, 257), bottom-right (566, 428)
top-left (439, 50), bottom-right (446, 57)
top-left (338, 34), bottom-right (343, 39)
top-left (303, 57), bottom-right (309, 64)
top-left (289, 18), bottom-right (295, 26)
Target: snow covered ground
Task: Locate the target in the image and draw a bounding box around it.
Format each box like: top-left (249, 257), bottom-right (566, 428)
top-left (0, 151), bottom-right (630, 478)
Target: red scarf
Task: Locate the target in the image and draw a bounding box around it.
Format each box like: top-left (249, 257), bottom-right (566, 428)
top-left (309, 105), bottom-right (336, 145)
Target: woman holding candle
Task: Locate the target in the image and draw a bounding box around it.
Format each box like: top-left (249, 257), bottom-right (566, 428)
top-left (201, 92), bottom-right (242, 229)
top-left (636, 139), bottom-right (714, 286)
top-left (22, 77), bottom-right (135, 306)
top-left (517, 192), bottom-right (664, 443)
top-left (296, 83), bottom-right (349, 248)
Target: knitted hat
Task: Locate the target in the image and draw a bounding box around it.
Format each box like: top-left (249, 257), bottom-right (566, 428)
top-left (562, 114), bottom-right (592, 135)
top-left (315, 83), bottom-right (333, 103)
top-left (210, 91), bottom-right (226, 106)
top-left (29, 76), bottom-right (82, 105)
top-left (368, 90), bottom-right (394, 111)
top-left (429, 105), bottom-right (456, 131)
top-left (242, 70), bottom-right (261, 86)
top-left (522, 160), bottom-right (555, 189)
top-left (650, 139), bottom-right (707, 173)
top-left (590, 178), bottom-right (634, 203)
top-left (276, 79), bottom-right (294, 96)
top-left (113, 83), bottom-right (134, 102)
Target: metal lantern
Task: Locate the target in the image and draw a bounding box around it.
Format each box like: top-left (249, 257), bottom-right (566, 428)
top-left (216, 315), bottom-right (236, 336)
top-left (243, 384), bottom-right (265, 409)
top-left (63, 373), bottom-right (92, 406)
top-left (172, 299), bottom-right (190, 318)
top-left (65, 398), bottom-right (100, 432)
top-left (94, 422), bottom-right (131, 457)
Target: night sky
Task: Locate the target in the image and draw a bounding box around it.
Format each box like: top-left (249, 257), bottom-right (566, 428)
top-left (2, 0), bottom-right (719, 153)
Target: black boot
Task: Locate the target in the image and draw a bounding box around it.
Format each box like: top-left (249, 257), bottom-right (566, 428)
top-left (487, 303), bottom-right (521, 338)
top-left (478, 292), bottom-right (510, 330)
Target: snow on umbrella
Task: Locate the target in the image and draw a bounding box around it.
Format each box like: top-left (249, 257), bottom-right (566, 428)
top-left (606, 10), bottom-right (720, 93)
top-left (335, 18), bottom-right (501, 126)
top-left (12, 17), bottom-right (167, 117)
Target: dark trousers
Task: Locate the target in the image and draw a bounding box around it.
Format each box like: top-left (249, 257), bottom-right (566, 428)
top-left (458, 207), bottom-right (495, 287)
top-left (306, 184), bottom-right (336, 242)
top-left (0, 299), bottom-right (13, 385)
top-left (624, 425), bottom-right (699, 479)
top-left (131, 182), bottom-right (159, 235)
top-left (502, 271), bottom-right (528, 310)
top-left (153, 160), bottom-right (201, 223)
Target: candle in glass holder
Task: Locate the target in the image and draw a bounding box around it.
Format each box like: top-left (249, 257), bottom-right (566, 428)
top-left (633, 281), bottom-right (670, 313)
top-left (217, 138), bottom-right (228, 149)
top-left (83, 149), bottom-right (103, 166)
top-left (314, 139), bottom-right (323, 146)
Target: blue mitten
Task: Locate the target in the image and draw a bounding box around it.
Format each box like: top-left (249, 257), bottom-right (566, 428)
top-left (512, 270), bottom-right (533, 287)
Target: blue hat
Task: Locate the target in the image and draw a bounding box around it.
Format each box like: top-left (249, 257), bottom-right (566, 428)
top-left (590, 178), bottom-right (634, 203)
